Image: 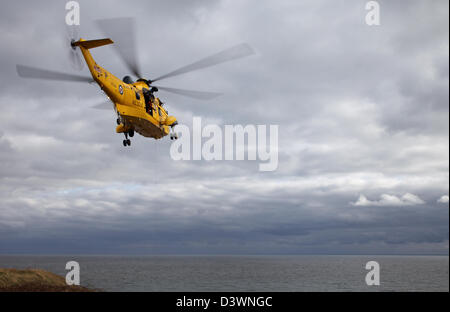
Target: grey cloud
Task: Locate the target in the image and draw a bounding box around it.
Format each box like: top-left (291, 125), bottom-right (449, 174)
top-left (0, 0), bottom-right (448, 255)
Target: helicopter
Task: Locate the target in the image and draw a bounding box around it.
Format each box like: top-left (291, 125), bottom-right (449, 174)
top-left (16, 18), bottom-right (254, 147)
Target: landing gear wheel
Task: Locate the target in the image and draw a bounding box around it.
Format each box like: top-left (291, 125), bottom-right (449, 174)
top-left (174, 133), bottom-right (178, 140)
top-left (122, 132), bottom-right (131, 146)
top-left (129, 130), bottom-right (134, 137)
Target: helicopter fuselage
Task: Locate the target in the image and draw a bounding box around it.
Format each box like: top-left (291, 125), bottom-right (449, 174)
top-left (76, 38), bottom-right (175, 140)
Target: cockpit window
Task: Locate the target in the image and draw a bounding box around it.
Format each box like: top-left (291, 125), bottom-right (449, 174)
top-left (135, 91), bottom-right (140, 100)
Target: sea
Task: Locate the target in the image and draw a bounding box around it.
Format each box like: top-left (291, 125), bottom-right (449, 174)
top-left (0, 255), bottom-right (448, 292)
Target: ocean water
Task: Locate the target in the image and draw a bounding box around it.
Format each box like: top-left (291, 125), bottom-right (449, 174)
top-left (0, 255), bottom-right (448, 292)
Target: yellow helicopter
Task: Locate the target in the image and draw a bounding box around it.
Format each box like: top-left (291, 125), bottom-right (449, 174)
top-left (16, 18), bottom-right (254, 146)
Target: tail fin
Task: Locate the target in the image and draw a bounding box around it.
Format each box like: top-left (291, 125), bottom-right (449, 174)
top-left (72, 38), bottom-right (113, 50)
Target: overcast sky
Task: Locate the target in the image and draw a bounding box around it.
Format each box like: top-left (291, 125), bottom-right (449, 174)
top-left (0, 0), bottom-right (448, 255)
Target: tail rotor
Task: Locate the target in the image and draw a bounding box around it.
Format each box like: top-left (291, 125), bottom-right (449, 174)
top-left (65, 25), bottom-right (84, 71)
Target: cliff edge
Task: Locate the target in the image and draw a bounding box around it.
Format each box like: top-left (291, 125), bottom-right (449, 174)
top-left (0, 268), bottom-right (94, 292)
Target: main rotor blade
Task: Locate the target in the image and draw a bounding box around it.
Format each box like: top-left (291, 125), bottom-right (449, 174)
top-left (152, 43), bottom-right (255, 83)
top-left (95, 18), bottom-right (142, 78)
top-left (91, 100), bottom-right (116, 111)
top-left (154, 86), bottom-right (222, 100)
top-left (16, 65), bottom-right (92, 82)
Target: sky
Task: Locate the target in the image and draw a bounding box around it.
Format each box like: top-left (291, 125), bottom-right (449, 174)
top-left (0, 0), bottom-right (448, 255)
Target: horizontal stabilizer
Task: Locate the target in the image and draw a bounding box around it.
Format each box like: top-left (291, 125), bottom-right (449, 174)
top-left (72, 38), bottom-right (113, 49)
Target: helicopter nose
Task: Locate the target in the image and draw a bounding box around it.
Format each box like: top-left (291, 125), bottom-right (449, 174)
top-left (164, 116), bottom-right (177, 127)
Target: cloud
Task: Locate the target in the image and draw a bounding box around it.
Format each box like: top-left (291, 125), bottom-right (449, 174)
top-left (438, 195), bottom-right (449, 204)
top-left (0, 0), bottom-right (448, 255)
top-left (352, 193), bottom-right (426, 207)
